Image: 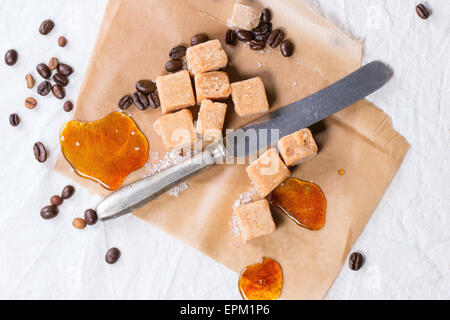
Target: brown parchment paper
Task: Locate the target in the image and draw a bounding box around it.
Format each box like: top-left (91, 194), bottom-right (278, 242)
top-left (55, 0), bottom-right (410, 299)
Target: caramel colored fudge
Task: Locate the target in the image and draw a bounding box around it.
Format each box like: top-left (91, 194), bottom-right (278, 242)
top-left (195, 71), bottom-right (231, 103)
top-left (186, 39), bottom-right (228, 76)
top-left (153, 109), bottom-right (196, 150)
top-left (229, 3), bottom-right (262, 31)
top-left (196, 100), bottom-right (227, 141)
top-left (278, 129), bottom-right (318, 167)
top-left (246, 149), bottom-right (291, 198)
top-left (231, 77), bottom-right (269, 117)
top-left (156, 70), bottom-right (196, 114)
top-left (235, 200), bottom-right (276, 241)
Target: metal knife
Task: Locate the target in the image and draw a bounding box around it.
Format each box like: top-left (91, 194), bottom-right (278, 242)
top-left (96, 61), bottom-right (391, 221)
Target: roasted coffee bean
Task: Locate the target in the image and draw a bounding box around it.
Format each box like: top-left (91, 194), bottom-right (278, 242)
top-left (261, 8), bottom-right (272, 23)
top-left (416, 4), bottom-right (430, 19)
top-left (133, 92), bottom-right (149, 110)
top-left (40, 205), bottom-right (58, 220)
top-left (165, 60), bottom-right (183, 73)
top-left (191, 33), bottom-right (209, 46)
top-left (280, 40), bottom-right (294, 57)
top-left (25, 74), bottom-right (35, 89)
top-left (58, 36), bottom-right (67, 47)
top-left (226, 29), bottom-right (237, 45)
top-left (61, 185), bottom-right (75, 200)
top-left (9, 114), bottom-right (20, 127)
top-left (237, 30), bottom-right (255, 42)
top-left (105, 248), bottom-right (121, 264)
top-left (50, 195), bottom-right (63, 206)
top-left (250, 40), bottom-right (266, 51)
top-left (39, 19), bottom-right (54, 35)
top-left (53, 73), bottom-right (69, 87)
top-left (36, 63), bottom-right (51, 79)
top-left (63, 101), bottom-right (74, 112)
top-left (57, 63), bottom-right (73, 76)
top-left (37, 81), bottom-right (52, 96)
top-left (84, 209), bottom-right (98, 225)
top-left (118, 95), bottom-right (133, 110)
top-left (25, 97), bottom-right (38, 109)
top-left (5, 49), bottom-right (18, 66)
top-left (136, 80), bottom-right (156, 94)
top-left (148, 91), bottom-right (161, 109)
top-left (252, 22), bottom-right (272, 36)
top-left (52, 84), bottom-right (66, 100)
top-left (48, 57), bottom-right (59, 70)
top-left (268, 29), bottom-right (285, 48)
top-left (349, 252), bottom-right (364, 271)
top-left (255, 32), bottom-right (270, 42)
top-left (169, 45), bottom-right (187, 60)
top-left (33, 142), bottom-right (47, 163)
top-left (73, 218), bottom-right (87, 230)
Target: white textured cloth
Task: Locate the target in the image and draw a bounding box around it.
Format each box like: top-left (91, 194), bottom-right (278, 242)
top-left (0, 0), bottom-right (448, 299)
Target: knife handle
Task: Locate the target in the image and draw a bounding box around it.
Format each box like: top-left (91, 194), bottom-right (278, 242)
top-left (96, 141), bottom-right (227, 221)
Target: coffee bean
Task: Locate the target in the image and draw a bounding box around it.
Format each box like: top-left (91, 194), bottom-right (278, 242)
top-left (132, 92), bottom-right (149, 111)
top-left (105, 248), bottom-right (121, 264)
top-left (261, 8), bottom-right (272, 23)
top-left (349, 252), bottom-right (364, 271)
top-left (33, 142), bottom-right (47, 163)
top-left (39, 19), bottom-right (54, 35)
top-left (57, 63), bottom-right (73, 76)
top-left (58, 36), bottom-right (67, 47)
top-left (61, 185), bottom-right (75, 200)
top-left (52, 84), bottom-right (66, 100)
top-left (53, 73), bottom-right (69, 87)
top-left (169, 45), bottom-right (187, 60)
top-left (118, 95), bottom-right (133, 110)
top-left (73, 218), bottom-right (87, 230)
top-left (37, 81), bottom-right (52, 96)
top-left (84, 209), bottom-right (98, 225)
top-left (252, 22), bottom-right (272, 36)
top-left (40, 205), bottom-right (58, 220)
top-left (63, 101), bottom-right (74, 112)
top-left (9, 114), bottom-right (20, 127)
top-left (237, 30), bottom-right (255, 42)
top-left (50, 195), bottom-right (63, 206)
top-left (136, 80), bottom-right (156, 94)
top-left (5, 49), bottom-right (18, 66)
top-left (268, 29), bottom-right (285, 48)
top-left (191, 33), bottom-right (209, 46)
top-left (25, 74), bottom-right (35, 89)
top-left (148, 91), bottom-right (161, 109)
top-left (416, 4), bottom-right (430, 19)
top-left (280, 40), bottom-right (294, 57)
top-left (36, 63), bottom-right (51, 79)
top-left (226, 29), bottom-right (237, 45)
top-left (250, 40), bottom-right (266, 51)
top-left (255, 33), bottom-right (270, 42)
top-left (25, 97), bottom-right (38, 109)
top-left (166, 60), bottom-right (183, 73)
top-left (48, 57), bottom-right (59, 70)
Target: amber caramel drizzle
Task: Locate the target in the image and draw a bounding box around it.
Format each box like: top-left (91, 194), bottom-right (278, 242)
top-left (238, 258), bottom-right (283, 301)
top-left (271, 178), bottom-right (327, 231)
top-left (60, 112), bottom-right (149, 191)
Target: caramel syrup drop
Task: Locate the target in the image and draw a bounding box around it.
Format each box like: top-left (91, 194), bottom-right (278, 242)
top-left (338, 169), bottom-right (345, 176)
top-left (238, 258), bottom-right (283, 300)
top-left (271, 178), bottom-right (327, 231)
top-left (60, 112), bottom-right (149, 191)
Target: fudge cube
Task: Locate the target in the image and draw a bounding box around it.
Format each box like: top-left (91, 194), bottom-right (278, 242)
top-left (156, 70), bottom-right (196, 114)
top-left (231, 77), bottom-right (269, 117)
top-left (195, 71), bottom-right (231, 103)
top-left (196, 100), bottom-right (227, 141)
top-left (246, 149), bottom-right (291, 198)
top-left (229, 3), bottom-right (262, 31)
top-left (278, 129), bottom-right (318, 167)
top-left (153, 109), bottom-right (196, 150)
top-left (186, 40), bottom-right (228, 76)
top-left (235, 200), bottom-right (276, 241)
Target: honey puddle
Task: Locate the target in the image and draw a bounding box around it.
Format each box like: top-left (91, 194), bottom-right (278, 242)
top-left (271, 178), bottom-right (327, 231)
top-left (60, 112), bottom-right (149, 191)
top-left (238, 258), bottom-right (283, 300)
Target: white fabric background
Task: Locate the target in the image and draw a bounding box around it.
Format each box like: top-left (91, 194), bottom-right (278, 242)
top-left (0, 0), bottom-right (448, 300)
